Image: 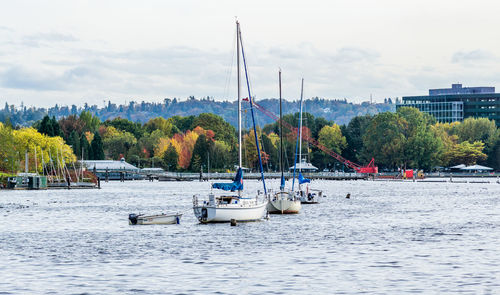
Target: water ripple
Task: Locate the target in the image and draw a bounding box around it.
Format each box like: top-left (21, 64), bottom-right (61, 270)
top-left (1, 179), bottom-right (499, 294)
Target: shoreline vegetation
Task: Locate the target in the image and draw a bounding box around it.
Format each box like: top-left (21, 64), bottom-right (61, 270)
top-left (0, 105), bottom-right (498, 178)
top-left (1, 97), bottom-right (395, 128)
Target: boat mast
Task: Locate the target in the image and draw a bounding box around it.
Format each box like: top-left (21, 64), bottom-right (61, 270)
top-left (298, 78), bottom-right (304, 173)
top-left (237, 21), bottom-right (242, 169)
top-left (279, 70), bottom-right (284, 190)
top-left (239, 22), bottom-right (267, 194)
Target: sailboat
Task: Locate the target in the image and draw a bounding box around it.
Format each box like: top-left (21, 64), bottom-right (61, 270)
top-left (192, 21), bottom-right (268, 223)
top-left (266, 70), bottom-right (302, 214)
top-left (292, 79), bottom-right (323, 204)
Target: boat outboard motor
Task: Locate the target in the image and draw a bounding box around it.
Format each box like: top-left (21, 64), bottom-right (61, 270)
top-left (128, 213), bottom-right (138, 225)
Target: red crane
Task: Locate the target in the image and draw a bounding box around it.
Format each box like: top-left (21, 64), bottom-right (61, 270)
top-left (249, 100), bottom-right (378, 174)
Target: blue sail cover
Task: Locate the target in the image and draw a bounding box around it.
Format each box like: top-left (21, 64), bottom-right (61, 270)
top-left (212, 168), bottom-right (243, 191)
top-left (280, 175), bottom-right (285, 191)
top-left (298, 172), bottom-right (311, 184)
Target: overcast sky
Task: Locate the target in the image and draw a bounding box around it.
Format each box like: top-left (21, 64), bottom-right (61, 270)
top-left (1, 0), bottom-right (500, 107)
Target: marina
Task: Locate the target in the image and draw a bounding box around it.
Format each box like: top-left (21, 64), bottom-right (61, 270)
top-left (1, 2), bottom-right (499, 294)
top-left (1, 179), bottom-right (499, 294)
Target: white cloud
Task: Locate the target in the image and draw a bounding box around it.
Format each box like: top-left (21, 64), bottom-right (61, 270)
top-left (451, 50), bottom-right (496, 64)
top-left (1, 0), bottom-right (500, 107)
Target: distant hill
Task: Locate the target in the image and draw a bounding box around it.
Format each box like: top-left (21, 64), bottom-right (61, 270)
top-left (1, 97), bottom-right (396, 127)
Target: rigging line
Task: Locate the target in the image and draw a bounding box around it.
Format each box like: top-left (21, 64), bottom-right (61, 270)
top-left (239, 26), bottom-right (267, 194)
top-left (283, 135), bottom-right (290, 174)
top-left (222, 29), bottom-right (237, 101)
top-left (257, 120), bottom-right (270, 172)
top-left (303, 95), bottom-right (312, 163)
top-left (292, 78), bottom-right (304, 192)
top-left (242, 109), bottom-right (248, 169)
top-left (279, 70), bottom-right (284, 191)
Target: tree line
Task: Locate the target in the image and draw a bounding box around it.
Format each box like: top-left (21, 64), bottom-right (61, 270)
top-left (0, 106), bottom-right (498, 174)
top-left (1, 97), bottom-right (394, 128)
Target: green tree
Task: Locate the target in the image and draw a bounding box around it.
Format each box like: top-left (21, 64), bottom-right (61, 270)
top-left (406, 128), bottom-right (443, 170)
top-left (342, 114), bottom-right (372, 163)
top-left (90, 132), bottom-right (105, 160)
top-left (190, 134), bottom-right (211, 171)
top-left (144, 117), bottom-right (175, 137)
top-left (190, 113), bottom-right (236, 146)
top-left (139, 129), bottom-right (164, 158)
top-left (104, 117), bottom-right (143, 139)
top-left (79, 111), bottom-right (101, 133)
top-left (447, 141), bottom-right (487, 165)
top-left (162, 144), bottom-right (178, 171)
top-left (314, 124), bottom-right (347, 170)
top-left (452, 117), bottom-right (497, 144)
top-left (50, 116), bottom-right (62, 137)
top-left (452, 117), bottom-right (498, 167)
top-left (318, 124), bottom-right (347, 154)
top-left (488, 131), bottom-right (500, 170)
top-left (362, 112), bottom-right (407, 169)
top-left (397, 107), bottom-right (436, 137)
top-left (169, 115), bottom-right (195, 133)
top-left (261, 133), bottom-right (278, 171)
top-left (397, 107), bottom-right (442, 170)
top-left (191, 154), bottom-right (202, 172)
top-left (103, 130), bottom-right (137, 160)
top-left (210, 140), bottom-right (231, 171)
top-left (38, 115), bottom-right (54, 136)
top-left (312, 117), bottom-right (331, 139)
top-left (79, 133), bottom-right (90, 160)
top-left (0, 123), bottom-right (17, 173)
top-left (68, 130), bottom-right (81, 158)
top-left (243, 132), bottom-right (258, 169)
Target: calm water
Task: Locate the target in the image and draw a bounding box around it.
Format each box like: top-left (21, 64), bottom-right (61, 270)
top-left (1, 179), bottom-right (499, 294)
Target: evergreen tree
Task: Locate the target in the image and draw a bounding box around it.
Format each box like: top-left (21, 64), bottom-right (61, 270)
top-left (51, 116), bottom-right (62, 137)
top-left (341, 114), bottom-right (372, 163)
top-left (90, 131), bottom-right (105, 160)
top-left (69, 130), bottom-right (81, 158)
top-left (80, 134), bottom-right (90, 160)
top-left (39, 115), bottom-right (54, 136)
top-left (190, 134), bottom-right (210, 170)
top-left (163, 144), bottom-right (178, 171)
top-left (191, 154), bottom-right (202, 172)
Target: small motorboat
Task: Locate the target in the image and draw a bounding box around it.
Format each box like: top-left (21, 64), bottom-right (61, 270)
top-left (128, 212), bottom-right (182, 225)
top-left (297, 188), bottom-right (324, 204)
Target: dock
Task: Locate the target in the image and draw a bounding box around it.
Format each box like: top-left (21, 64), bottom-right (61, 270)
top-left (157, 172), bottom-right (367, 181)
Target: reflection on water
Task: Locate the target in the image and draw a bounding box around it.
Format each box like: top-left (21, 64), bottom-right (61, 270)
top-left (1, 179), bottom-right (499, 294)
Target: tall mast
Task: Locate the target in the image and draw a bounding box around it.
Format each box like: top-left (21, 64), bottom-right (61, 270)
top-left (279, 70), bottom-right (283, 183)
top-left (237, 21), bottom-right (242, 169)
top-left (298, 78), bottom-right (304, 172)
top-left (240, 22), bottom-right (267, 194)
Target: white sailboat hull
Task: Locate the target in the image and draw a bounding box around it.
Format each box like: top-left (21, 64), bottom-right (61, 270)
top-left (193, 197), bottom-right (268, 223)
top-left (267, 199), bottom-right (301, 214)
top-left (267, 192), bottom-right (301, 214)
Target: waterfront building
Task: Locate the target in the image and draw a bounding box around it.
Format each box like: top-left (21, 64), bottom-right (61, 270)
top-left (82, 158), bottom-right (143, 180)
top-left (397, 84), bottom-right (500, 125)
